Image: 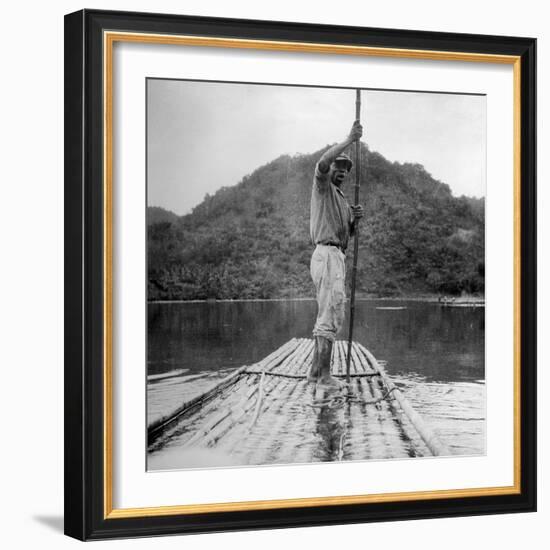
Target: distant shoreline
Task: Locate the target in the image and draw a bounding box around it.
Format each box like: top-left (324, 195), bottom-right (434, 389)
top-left (148, 295), bottom-right (485, 305)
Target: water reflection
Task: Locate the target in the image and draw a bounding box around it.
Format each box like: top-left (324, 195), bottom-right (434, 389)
top-left (312, 401), bottom-right (345, 462)
top-left (148, 300), bottom-right (484, 383)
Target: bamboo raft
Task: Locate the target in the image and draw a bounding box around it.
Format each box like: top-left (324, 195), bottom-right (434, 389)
top-left (148, 338), bottom-right (450, 466)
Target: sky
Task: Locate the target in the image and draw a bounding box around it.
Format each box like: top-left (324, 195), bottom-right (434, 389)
top-left (147, 79), bottom-right (486, 215)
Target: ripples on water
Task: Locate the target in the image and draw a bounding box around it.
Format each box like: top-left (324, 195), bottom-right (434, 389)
top-left (389, 375), bottom-right (485, 456)
top-left (147, 300), bottom-right (485, 468)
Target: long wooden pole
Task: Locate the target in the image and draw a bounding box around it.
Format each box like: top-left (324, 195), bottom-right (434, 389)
top-left (346, 89), bottom-right (362, 384)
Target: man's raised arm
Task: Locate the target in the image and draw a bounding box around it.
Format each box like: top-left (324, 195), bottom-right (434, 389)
top-left (317, 120), bottom-right (363, 174)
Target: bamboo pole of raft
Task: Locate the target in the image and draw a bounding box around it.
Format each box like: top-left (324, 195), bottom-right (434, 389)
top-left (191, 340), bottom-right (309, 441)
top-left (250, 341), bottom-right (312, 463)
top-left (358, 362), bottom-right (381, 458)
top-left (363, 347), bottom-right (429, 456)
top-left (346, 89), bottom-right (363, 384)
top-left (183, 363), bottom-right (272, 449)
top-left (357, 344), bottom-right (451, 457)
top-left (368, 364), bottom-right (409, 459)
top-left (164, 338), bottom-right (309, 450)
top-left (243, 337), bottom-right (299, 374)
top-left (147, 364), bottom-right (248, 443)
top-left (182, 345), bottom-right (294, 446)
top-left (151, 338), bottom-right (295, 439)
top-left (372, 370), bottom-right (431, 457)
top-left (337, 341), bottom-right (353, 460)
top-left (223, 339), bottom-right (313, 456)
top-left (346, 342), bottom-right (376, 460)
top-left (336, 340), bottom-right (346, 375)
top-left (191, 373), bottom-right (267, 449)
top-left (184, 378), bottom-right (261, 449)
top-left (349, 343), bottom-right (386, 460)
top-left (251, 339), bottom-right (313, 420)
top-left (148, 338), bottom-right (300, 444)
top-left (240, 340), bottom-right (314, 463)
top-left (182, 342), bottom-right (306, 450)
top-left (193, 339), bottom-right (313, 453)
top-left (249, 370), bottom-right (266, 426)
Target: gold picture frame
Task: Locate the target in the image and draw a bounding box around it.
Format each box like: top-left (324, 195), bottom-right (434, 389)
top-left (65, 9), bottom-right (536, 540)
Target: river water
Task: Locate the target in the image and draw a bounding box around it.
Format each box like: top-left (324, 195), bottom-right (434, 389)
top-left (147, 300), bottom-right (485, 465)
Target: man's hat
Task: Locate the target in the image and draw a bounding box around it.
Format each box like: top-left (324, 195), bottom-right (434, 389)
top-left (333, 153), bottom-right (353, 172)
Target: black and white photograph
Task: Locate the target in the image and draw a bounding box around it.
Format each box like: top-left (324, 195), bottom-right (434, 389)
top-left (146, 78), bottom-right (486, 471)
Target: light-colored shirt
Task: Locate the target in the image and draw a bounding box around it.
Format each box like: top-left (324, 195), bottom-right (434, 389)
top-left (310, 162), bottom-right (353, 251)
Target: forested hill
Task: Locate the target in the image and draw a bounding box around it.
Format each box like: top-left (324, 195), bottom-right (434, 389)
top-left (147, 206), bottom-right (180, 225)
top-left (148, 144), bottom-right (484, 300)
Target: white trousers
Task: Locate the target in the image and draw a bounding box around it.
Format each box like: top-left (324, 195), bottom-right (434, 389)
top-left (310, 245), bottom-right (346, 342)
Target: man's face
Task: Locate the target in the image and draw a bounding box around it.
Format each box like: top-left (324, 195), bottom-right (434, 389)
top-left (330, 163), bottom-right (349, 187)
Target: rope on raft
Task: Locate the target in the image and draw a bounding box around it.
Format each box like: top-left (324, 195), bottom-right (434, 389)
top-left (254, 385), bottom-right (398, 410)
top-left (305, 387), bottom-right (397, 410)
top-left (243, 370), bottom-right (379, 379)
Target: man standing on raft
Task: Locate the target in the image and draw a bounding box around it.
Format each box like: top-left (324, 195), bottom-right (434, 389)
top-left (308, 120), bottom-right (364, 391)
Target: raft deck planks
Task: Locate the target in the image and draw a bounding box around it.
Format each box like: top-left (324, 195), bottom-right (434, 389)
top-left (148, 338), bottom-right (446, 464)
